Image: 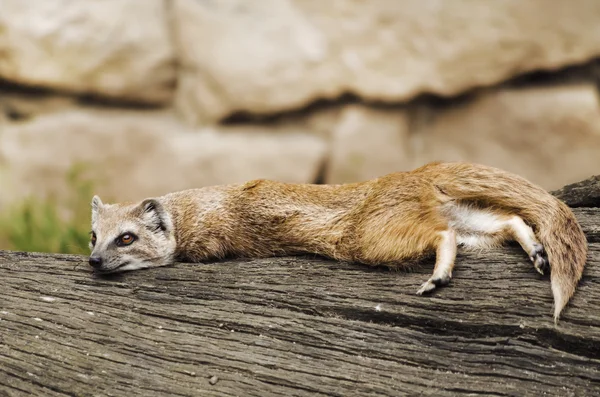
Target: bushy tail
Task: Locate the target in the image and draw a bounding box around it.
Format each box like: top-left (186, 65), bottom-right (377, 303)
top-left (537, 204), bottom-right (587, 322)
top-left (428, 162), bottom-right (588, 322)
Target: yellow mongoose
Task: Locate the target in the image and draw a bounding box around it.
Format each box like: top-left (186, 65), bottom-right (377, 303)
top-left (89, 161), bottom-right (587, 322)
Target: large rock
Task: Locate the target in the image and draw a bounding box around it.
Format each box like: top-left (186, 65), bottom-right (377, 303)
top-left (0, 0), bottom-right (175, 104)
top-left (0, 108), bottom-right (327, 209)
top-left (412, 84), bottom-right (600, 190)
top-left (173, 0), bottom-right (600, 124)
top-left (325, 105), bottom-right (411, 183)
top-left (323, 85), bottom-right (600, 190)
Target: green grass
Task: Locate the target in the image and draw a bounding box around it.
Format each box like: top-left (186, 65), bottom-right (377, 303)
top-left (0, 165), bottom-right (96, 255)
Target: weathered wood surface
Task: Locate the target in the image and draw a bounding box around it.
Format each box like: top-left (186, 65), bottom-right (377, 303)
top-left (1, 211), bottom-right (599, 396)
top-left (552, 175), bottom-right (600, 208)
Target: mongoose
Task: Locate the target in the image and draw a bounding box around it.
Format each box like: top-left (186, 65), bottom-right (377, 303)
top-left (89, 161), bottom-right (588, 322)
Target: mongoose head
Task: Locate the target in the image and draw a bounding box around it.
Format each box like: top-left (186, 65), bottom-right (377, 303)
top-left (89, 195), bottom-right (176, 273)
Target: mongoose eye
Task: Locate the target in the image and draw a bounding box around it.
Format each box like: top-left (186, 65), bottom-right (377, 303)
top-left (90, 232), bottom-right (97, 246)
top-left (117, 233), bottom-right (135, 247)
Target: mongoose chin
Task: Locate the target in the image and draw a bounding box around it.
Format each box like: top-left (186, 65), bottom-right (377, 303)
top-left (89, 161), bottom-right (587, 323)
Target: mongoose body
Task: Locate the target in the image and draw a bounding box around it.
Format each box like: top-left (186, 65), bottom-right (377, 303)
top-left (89, 162), bottom-right (588, 322)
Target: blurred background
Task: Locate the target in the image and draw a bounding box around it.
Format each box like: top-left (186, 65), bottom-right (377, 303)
top-left (1, 0), bottom-right (600, 254)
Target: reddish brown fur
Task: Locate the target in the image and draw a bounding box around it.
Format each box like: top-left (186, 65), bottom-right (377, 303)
top-left (91, 162), bottom-right (588, 322)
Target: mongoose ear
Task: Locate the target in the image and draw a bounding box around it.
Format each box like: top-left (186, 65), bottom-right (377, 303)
top-left (139, 199), bottom-right (172, 234)
top-left (91, 195), bottom-right (103, 224)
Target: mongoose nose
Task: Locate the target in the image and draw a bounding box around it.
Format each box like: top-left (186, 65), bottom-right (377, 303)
top-left (88, 256), bottom-right (103, 269)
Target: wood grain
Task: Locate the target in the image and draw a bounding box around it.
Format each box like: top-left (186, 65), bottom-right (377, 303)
top-left (1, 212), bottom-right (599, 397)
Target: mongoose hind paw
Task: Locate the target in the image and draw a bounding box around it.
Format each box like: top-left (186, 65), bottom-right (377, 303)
top-left (530, 243), bottom-right (549, 275)
top-left (416, 274), bottom-right (451, 295)
top-left (416, 280), bottom-right (436, 295)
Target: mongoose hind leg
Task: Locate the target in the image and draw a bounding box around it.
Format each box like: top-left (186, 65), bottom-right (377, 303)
top-left (505, 216), bottom-right (549, 275)
top-left (416, 229), bottom-right (457, 295)
top-left (443, 203), bottom-right (549, 275)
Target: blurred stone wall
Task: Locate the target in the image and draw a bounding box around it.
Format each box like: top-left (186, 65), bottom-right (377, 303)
top-left (1, 0), bottom-right (600, 207)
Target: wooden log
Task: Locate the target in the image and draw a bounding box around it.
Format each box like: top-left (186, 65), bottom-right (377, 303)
top-left (1, 210), bottom-right (599, 396)
top-left (552, 175), bottom-right (600, 208)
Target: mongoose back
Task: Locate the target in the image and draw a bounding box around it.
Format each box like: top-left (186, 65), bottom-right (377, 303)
top-left (89, 161), bottom-right (588, 322)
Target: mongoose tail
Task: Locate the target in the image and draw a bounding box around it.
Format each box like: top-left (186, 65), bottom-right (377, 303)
top-left (433, 162), bottom-right (588, 322)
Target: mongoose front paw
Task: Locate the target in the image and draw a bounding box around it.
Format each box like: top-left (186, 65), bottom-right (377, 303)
top-left (416, 274), bottom-right (451, 295)
top-left (529, 243), bottom-right (549, 275)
